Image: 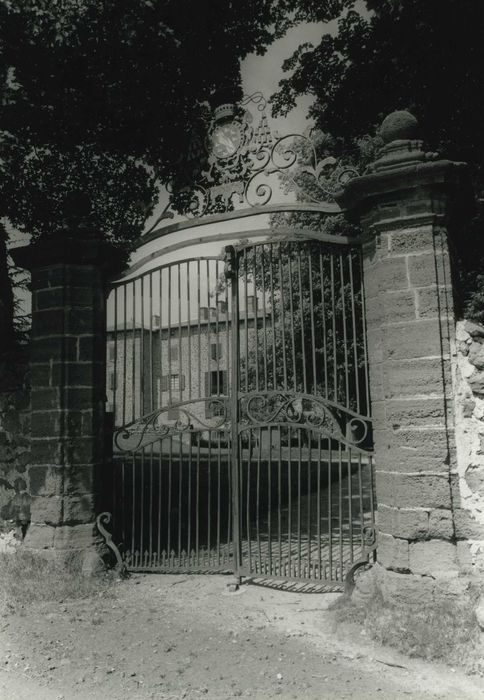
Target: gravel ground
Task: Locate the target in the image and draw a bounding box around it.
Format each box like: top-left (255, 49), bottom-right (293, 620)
top-left (0, 573), bottom-right (483, 700)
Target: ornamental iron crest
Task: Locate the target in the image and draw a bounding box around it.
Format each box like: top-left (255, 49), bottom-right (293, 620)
top-left (114, 398), bottom-right (229, 452)
top-left (239, 391), bottom-right (371, 448)
top-left (168, 92), bottom-right (359, 219)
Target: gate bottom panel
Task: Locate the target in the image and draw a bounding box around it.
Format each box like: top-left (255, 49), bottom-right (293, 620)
top-left (111, 431), bottom-right (234, 572)
top-left (238, 426), bottom-right (375, 584)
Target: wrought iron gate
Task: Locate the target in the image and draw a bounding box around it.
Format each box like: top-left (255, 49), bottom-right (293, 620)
top-left (105, 236), bottom-right (375, 589)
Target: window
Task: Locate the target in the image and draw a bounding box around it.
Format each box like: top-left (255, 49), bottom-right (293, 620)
top-left (108, 371), bottom-right (116, 390)
top-left (170, 343), bottom-right (179, 362)
top-left (160, 374), bottom-right (186, 392)
top-left (210, 342), bottom-right (223, 361)
top-left (205, 370), bottom-right (227, 417)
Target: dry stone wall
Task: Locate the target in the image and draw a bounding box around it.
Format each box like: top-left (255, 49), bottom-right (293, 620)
top-left (0, 373), bottom-right (31, 546)
top-left (453, 319), bottom-right (484, 572)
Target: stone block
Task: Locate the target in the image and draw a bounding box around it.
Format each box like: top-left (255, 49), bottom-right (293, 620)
top-left (407, 251), bottom-right (451, 288)
top-left (468, 370), bottom-right (484, 396)
top-left (30, 438), bottom-right (63, 465)
top-left (23, 522), bottom-right (56, 549)
top-left (409, 539), bottom-right (458, 577)
top-left (427, 508), bottom-right (454, 539)
top-left (377, 504), bottom-right (429, 539)
top-left (382, 320), bottom-right (443, 361)
top-left (63, 436), bottom-right (97, 464)
top-left (388, 227), bottom-right (434, 255)
top-left (377, 257), bottom-right (409, 292)
top-left (32, 495), bottom-right (63, 525)
top-left (454, 508), bottom-right (484, 539)
top-left (385, 398), bottom-right (448, 428)
top-left (31, 388), bottom-right (60, 412)
top-left (417, 286), bottom-right (453, 320)
top-left (30, 363), bottom-right (52, 388)
top-left (376, 472), bottom-right (452, 509)
top-left (382, 357), bottom-right (450, 398)
top-left (62, 495), bottom-right (95, 524)
top-left (383, 290), bottom-right (416, 323)
top-left (376, 427), bottom-right (453, 474)
top-left (31, 336), bottom-right (78, 363)
top-left (465, 464), bottom-right (484, 493)
top-left (65, 387), bottom-right (96, 411)
top-left (29, 465), bottom-right (63, 496)
top-left (374, 563), bottom-right (437, 606)
top-left (467, 341), bottom-right (484, 370)
top-left (377, 532), bottom-right (410, 572)
top-left (31, 410), bottom-right (61, 438)
top-left (53, 523), bottom-right (98, 550)
top-left (63, 464), bottom-right (96, 495)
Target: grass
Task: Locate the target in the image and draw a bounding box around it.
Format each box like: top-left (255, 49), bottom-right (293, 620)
top-left (0, 548), bottom-right (118, 613)
top-left (332, 583), bottom-right (484, 674)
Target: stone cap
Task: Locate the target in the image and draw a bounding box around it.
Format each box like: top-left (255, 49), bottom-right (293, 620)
top-left (336, 110), bottom-right (471, 217)
top-left (11, 235), bottom-right (128, 278)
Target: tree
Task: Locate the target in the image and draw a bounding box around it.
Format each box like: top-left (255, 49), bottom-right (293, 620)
top-left (0, 0), bottom-right (339, 365)
top-left (270, 0), bottom-right (484, 320)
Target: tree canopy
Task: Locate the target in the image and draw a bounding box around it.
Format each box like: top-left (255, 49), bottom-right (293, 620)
top-left (0, 0), bottom-right (304, 245)
top-left (272, 0), bottom-right (484, 187)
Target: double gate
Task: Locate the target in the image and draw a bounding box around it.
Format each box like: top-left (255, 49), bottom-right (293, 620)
top-left (105, 235), bottom-right (375, 589)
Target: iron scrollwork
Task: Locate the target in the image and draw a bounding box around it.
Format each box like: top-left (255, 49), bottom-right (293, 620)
top-left (239, 391), bottom-right (370, 447)
top-left (170, 92), bottom-right (359, 219)
top-left (114, 398), bottom-right (230, 453)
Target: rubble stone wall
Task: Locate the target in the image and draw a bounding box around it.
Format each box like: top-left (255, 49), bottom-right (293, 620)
top-left (453, 320), bottom-right (484, 573)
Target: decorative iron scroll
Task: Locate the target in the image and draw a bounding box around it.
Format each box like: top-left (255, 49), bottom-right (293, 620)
top-left (239, 391), bottom-right (370, 447)
top-left (169, 92), bottom-right (359, 219)
top-left (114, 398), bottom-right (229, 452)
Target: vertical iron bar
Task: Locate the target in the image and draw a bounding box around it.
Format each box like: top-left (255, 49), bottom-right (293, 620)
top-left (339, 254), bottom-right (350, 409)
top-left (229, 247), bottom-right (242, 579)
top-left (297, 243), bottom-right (307, 395)
top-left (278, 243), bottom-right (288, 391)
top-left (348, 252), bottom-right (360, 414)
top-left (359, 248), bottom-right (371, 417)
top-left (319, 250), bottom-right (329, 400)
top-left (123, 283), bottom-right (127, 425)
top-left (330, 255), bottom-right (337, 404)
top-left (149, 273), bottom-right (153, 413)
top-left (187, 262), bottom-right (192, 400)
top-left (140, 276), bottom-right (145, 417)
top-left (308, 248), bottom-right (317, 395)
top-left (131, 281), bottom-right (136, 422)
top-left (260, 245), bottom-right (268, 390)
top-left (113, 288), bottom-right (118, 425)
top-left (287, 244), bottom-right (297, 392)
top-left (348, 447), bottom-right (354, 562)
top-left (253, 247), bottom-right (259, 392)
top-left (269, 245), bottom-right (277, 391)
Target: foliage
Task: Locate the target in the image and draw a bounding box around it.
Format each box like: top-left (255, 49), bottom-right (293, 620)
top-left (0, 548), bottom-right (116, 613)
top-left (271, 0), bottom-right (484, 320)
top-left (333, 585), bottom-right (483, 672)
top-left (0, 0), bottom-right (300, 246)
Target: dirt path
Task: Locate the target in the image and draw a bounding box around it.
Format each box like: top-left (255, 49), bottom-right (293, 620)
top-left (0, 574), bottom-right (482, 700)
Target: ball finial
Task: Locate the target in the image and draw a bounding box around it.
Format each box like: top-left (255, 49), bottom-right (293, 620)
top-left (380, 110), bottom-right (419, 144)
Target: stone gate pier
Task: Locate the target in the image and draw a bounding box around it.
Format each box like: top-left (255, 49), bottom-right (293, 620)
top-left (339, 111), bottom-right (484, 608)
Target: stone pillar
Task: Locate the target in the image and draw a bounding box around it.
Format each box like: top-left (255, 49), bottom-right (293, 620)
top-left (338, 112), bottom-right (472, 602)
top-left (11, 236), bottom-right (122, 561)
